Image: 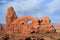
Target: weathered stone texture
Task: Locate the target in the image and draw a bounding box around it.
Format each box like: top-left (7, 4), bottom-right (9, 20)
top-left (5, 6), bottom-right (56, 34)
top-left (3, 6), bottom-right (60, 40)
top-left (0, 23), bottom-right (2, 32)
top-left (6, 6), bottom-right (17, 26)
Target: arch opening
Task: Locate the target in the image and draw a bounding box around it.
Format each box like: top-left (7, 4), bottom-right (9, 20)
top-left (27, 20), bottom-right (32, 25)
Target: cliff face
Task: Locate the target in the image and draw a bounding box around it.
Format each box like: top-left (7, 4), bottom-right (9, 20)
top-left (0, 6), bottom-right (59, 40)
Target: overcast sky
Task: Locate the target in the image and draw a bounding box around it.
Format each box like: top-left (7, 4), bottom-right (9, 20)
top-left (0, 0), bottom-right (60, 24)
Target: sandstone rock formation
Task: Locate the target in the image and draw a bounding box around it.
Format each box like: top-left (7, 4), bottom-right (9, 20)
top-left (6, 6), bottom-right (17, 26)
top-left (40, 16), bottom-right (56, 33)
top-left (41, 16), bottom-right (50, 25)
top-left (3, 6), bottom-right (60, 40)
top-left (0, 23), bottom-right (2, 32)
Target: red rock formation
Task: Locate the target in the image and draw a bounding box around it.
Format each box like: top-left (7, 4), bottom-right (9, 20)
top-left (41, 16), bottom-right (50, 25)
top-left (0, 23), bottom-right (2, 31)
top-left (5, 6), bottom-right (56, 34)
top-left (6, 6), bottom-right (17, 26)
top-left (40, 16), bottom-right (56, 33)
top-left (4, 6), bottom-right (60, 40)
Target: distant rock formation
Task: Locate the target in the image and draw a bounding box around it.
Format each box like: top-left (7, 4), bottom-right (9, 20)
top-left (0, 23), bottom-right (3, 33)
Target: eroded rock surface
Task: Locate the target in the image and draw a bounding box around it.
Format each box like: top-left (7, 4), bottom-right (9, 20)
top-left (3, 6), bottom-right (60, 40)
top-left (6, 6), bottom-right (17, 26)
top-left (0, 23), bottom-right (3, 33)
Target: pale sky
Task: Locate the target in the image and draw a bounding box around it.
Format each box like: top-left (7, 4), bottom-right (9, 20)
top-left (0, 0), bottom-right (60, 24)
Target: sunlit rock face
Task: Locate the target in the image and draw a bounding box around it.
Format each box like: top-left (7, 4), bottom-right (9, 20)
top-left (5, 6), bottom-right (56, 34)
top-left (6, 6), bottom-right (17, 26)
top-left (3, 6), bottom-right (60, 40)
top-left (40, 16), bottom-right (56, 33)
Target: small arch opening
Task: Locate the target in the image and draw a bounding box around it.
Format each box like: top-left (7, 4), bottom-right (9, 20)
top-left (27, 20), bottom-right (32, 25)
